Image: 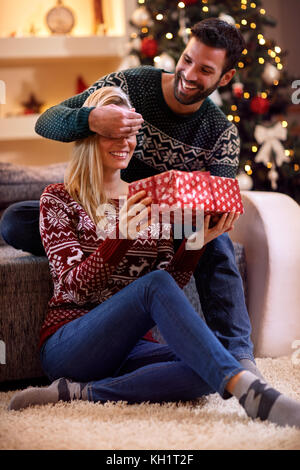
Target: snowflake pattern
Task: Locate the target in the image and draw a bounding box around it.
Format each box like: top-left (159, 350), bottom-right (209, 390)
top-left (46, 207), bottom-right (69, 229)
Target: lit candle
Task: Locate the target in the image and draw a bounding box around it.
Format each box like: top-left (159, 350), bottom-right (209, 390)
top-left (94, 0), bottom-right (106, 35)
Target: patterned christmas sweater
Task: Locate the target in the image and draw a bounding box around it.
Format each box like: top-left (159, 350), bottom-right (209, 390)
top-left (35, 66), bottom-right (240, 181)
top-left (39, 183), bottom-right (206, 349)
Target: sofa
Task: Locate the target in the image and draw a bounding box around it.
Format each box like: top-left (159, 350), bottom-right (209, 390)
top-left (1, 161), bottom-right (300, 383)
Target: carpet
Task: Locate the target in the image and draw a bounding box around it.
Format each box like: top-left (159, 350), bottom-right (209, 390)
top-left (0, 356), bottom-right (300, 450)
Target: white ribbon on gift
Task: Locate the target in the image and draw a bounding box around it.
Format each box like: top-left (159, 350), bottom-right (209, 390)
top-left (254, 122), bottom-right (289, 167)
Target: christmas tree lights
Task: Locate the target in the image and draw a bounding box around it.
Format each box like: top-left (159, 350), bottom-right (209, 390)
top-left (124, 0), bottom-right (300, 203)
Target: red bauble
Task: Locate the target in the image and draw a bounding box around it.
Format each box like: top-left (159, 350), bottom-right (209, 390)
top-left (250, 96), bottom-right (270, 115)
top-left (184, 0), bottom-right (198, 4)
top-left (232, 82), bottom-right (244, 99)
top-left (141, 37), bottom-right (158, 58)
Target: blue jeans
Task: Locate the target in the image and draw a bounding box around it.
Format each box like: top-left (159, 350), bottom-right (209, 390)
top-left (40, 270), bottom-right (244, 403)
top-left (0, 201), bottom-right (254, 362)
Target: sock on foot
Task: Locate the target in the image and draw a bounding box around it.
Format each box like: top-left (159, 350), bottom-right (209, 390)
top-left (8, 378), bottom-right (89, 411)
top-left (232, 371), bottom-right (300, 429)
top-left (239, 358), bottom-right (265, 382)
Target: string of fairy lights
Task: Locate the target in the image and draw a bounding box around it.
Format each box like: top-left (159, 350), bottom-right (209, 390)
top-left (134, 0), bottom-right (298, 176)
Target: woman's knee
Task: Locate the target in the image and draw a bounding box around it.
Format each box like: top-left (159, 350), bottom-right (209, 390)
top-left (143, 270), bottom-right (177, 291)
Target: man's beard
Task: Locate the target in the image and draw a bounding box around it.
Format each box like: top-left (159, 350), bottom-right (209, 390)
top-left (174, 71), bottom-right (221, 105)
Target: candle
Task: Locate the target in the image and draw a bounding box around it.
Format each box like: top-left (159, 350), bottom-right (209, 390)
top-left (94, 0), bottom-right (106, 34)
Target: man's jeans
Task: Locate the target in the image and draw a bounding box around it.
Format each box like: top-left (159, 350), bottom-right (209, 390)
top-left (0, 200), bottom-right (254, 363)
top-left (40, 270), bottom-right (244, 403)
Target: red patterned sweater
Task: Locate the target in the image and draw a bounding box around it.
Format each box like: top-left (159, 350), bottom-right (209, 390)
top-left (39, 183), bottom-right (205, 349)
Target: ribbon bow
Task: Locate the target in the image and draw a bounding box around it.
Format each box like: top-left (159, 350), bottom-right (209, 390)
top-left (254, 122), bottom-right (289, 167)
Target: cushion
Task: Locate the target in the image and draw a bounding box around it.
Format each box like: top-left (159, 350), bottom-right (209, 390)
top-left (0, 161), bottom-right (68, 210)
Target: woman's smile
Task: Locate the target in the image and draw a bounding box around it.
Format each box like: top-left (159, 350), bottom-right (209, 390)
top-left (109, 151), bottom-right (130, 160)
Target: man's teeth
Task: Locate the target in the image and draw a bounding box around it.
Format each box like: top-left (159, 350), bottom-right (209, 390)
top-left (181, 78), bottom-right (197, 90)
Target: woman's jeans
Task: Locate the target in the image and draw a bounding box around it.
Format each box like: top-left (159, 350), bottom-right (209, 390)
top-left (40, 270), bottom-right (244, 404)
top-left (0, 201), bottom-right (254, 363)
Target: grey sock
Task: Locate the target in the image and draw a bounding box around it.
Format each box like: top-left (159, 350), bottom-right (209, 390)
top-left (239, 358), bottom-right (266, 382)
top-left (232, 371), bottom-right (300, 429)
top-left (8, 378), bottom-right (89, 411)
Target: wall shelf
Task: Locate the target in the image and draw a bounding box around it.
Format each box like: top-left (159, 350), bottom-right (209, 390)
top-left (0, 0), bottom-right (135, 165)
top-left (0, 115), bottom-right (41, 141)
top-left (0, 36), bottom-right (126, 63)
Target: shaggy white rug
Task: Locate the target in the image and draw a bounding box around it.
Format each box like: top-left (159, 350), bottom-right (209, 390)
top-left (0, 356), bottom-right (300, 450)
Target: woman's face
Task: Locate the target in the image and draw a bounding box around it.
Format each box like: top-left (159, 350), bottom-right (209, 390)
top-left (98, 106), bottom-right (137, 173)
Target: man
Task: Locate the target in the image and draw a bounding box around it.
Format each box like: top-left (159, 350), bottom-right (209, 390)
top-left (0, 18), bottom-right (263, 380)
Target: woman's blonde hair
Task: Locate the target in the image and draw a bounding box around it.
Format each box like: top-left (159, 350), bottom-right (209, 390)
top-left (64, 86), bottom-right (132, 226)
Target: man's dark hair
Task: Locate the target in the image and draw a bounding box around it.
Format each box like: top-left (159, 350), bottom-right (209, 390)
top-left (191, 18), bottom-right (246, 74)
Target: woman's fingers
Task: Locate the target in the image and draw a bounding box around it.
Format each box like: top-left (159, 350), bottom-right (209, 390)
top-left (127, 198), bottom-right (152, 217)
top-left (214, 212), bottom-right (229, 231)
top-left (119, 191), bottom-right (153, 239)
top-left (126, 190), bottom-right (147, 207)
top-left (204, 215), bottom-right (211, 231)
top-left (203, 211), bottom-right (241, 245)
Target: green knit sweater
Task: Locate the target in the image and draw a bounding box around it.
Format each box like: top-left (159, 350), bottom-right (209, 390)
top-left (35, 66), bottom-right (241, 182)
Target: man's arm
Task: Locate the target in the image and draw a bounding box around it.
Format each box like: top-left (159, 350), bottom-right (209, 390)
top-left (35, 71), bottom-right (143, 142)
top-left (35, 89), bottom-right (95, 142)
top-left (205, 123), bottom-right (241, 178)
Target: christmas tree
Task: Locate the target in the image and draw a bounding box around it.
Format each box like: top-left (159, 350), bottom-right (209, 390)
top-left (123, 0), bottom-right (300, 203)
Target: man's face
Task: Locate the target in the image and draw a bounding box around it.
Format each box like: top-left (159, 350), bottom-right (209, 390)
top-left (174, 37), bottom-right (228, 106)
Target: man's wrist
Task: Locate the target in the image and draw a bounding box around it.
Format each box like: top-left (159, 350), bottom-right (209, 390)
top-left (87, 106), bottom-right (98, 133)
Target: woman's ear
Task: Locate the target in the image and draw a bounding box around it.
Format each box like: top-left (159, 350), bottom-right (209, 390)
top-left (219, 69), bottom-right (236, 88)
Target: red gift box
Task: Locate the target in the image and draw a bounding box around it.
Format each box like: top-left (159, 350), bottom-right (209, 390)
top-left (128, 170), bottom-right (244, 215)
top-left (208, 175), bottom-right (244, 214)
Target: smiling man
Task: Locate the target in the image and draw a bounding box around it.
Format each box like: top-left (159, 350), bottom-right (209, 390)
top-left (166, 34), bottom-right (236, 111)
top-left (0, 18), bottom-right (264, 381)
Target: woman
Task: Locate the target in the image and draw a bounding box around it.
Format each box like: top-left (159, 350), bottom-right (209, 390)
top-left (9, 87), bottom-right (300, 429)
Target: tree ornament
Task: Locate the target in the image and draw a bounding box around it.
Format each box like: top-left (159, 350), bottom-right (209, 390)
top-left (131, 6), bottom-right (152, 28)
top-left (250, 96), bottom-right (270, 115)
top-left (128, 36), bottom-right (141, 52)
top-left (262, 62), bottom-right (281, 85)
top-left (154, 52), bottom-right (175, 72)
top-left (254, 122), bottom-right (289, 168)
top-left (178, 10), bottom-right (189, 45)
top-left (237, 172), bottom-right (253, 191)
top-left (141, 37), bottom-right (158, 58)
top-left (218, 13), bottom-right (236, 25)
top-left (183, 0), bottom-right (198, 5)
top-left (268, 167), bottom-right (279, 190)
top-left (232, 82), bottom-right (244, 99)
top-left (118, 54), bottom-right (141, 71)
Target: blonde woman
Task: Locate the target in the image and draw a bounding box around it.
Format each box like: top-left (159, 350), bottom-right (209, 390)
top-left (9, 87), bottom-right (300, 430)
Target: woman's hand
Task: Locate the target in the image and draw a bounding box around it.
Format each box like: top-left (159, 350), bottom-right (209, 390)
top-left (186, 211), bottom-right (240, 250)
top-left (119, 190), bottom-right (153, 240)
top-left (204, 211), bottom-right (240, 245)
